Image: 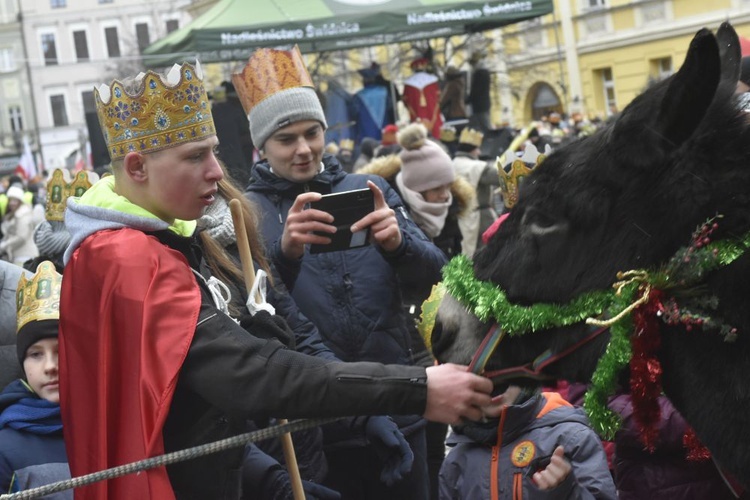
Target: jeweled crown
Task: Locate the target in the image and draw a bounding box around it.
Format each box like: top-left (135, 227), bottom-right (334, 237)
top-left (16, 261), bottom-right (62, 331)
top-left (45, 169), bottom-right (98, 221)
top-left (95, 62), bottom-right (215, 161)
top-left (459, 128), bottom-right (484, 147)
top-left (232, 46), bottom-right (314, 115)
top-left (339, 138), bottom-right (354, 151)
top-left (496, 144), bottom-right (548, 209)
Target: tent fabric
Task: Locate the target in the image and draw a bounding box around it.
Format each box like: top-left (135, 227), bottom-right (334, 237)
top-left (144, 0), bottom-right (554, 66)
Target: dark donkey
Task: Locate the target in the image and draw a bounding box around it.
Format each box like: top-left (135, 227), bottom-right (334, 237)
top-left (430, 23), bottom-right (750, 486)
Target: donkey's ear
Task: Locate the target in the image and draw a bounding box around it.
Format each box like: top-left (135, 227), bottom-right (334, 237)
top-left (717, 22), bottom-right (741, 84)
top-left (656, 28), bottom-right (720, 148)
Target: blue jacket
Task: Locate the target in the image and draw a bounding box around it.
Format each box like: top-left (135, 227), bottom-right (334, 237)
top-left (440, 393), bottom-right (616, 500)
top-left (0, 379), bottom-right (70, 498)
top-left (245, 154), bottom-right (446, 366)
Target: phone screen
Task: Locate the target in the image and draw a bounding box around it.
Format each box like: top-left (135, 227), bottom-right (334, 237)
top-left (309, 188), bottom-right (375, 254)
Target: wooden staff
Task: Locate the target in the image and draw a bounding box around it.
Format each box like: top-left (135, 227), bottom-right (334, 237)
top-left (229, 198), bottom-right (305, 500)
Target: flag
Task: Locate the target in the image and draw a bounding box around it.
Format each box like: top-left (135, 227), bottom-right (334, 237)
top-left (16, 135), bottom-right (37, 179)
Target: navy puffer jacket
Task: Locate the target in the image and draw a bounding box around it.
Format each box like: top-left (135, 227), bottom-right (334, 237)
top-left (245, 154), bottom-right (446, 366)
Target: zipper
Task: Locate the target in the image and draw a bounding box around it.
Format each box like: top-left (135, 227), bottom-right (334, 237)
top-left (336, 374), bottom-right (426, 384)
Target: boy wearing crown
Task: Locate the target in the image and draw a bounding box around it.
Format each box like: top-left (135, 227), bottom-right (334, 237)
top-left (239, 47), bottom-right (451, 500)
top-left (452, 128), bottom-right (499, 257)
top-left (0, 261), bottom-right (70, 497)
top-left (57, 62), bottom-right (492, 499)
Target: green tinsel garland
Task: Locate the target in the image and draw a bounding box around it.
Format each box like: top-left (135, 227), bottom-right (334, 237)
top-left (441, 223), bottom-right (750, 439)
top-left (441, 255), bottom-right (616, 336)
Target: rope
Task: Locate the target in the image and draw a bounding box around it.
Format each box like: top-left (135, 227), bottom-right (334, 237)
top-left (0, 417), bottom-right (340, 500)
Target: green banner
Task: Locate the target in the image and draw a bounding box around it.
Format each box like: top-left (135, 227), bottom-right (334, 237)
top-left (144, 0), bottom-right (554, 66)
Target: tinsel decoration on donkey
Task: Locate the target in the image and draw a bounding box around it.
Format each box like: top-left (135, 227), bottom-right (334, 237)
top-left (423, 216), bottom-right (750, 457)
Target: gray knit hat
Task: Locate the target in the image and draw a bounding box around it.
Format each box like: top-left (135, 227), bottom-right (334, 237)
top-left (233, 46), bottom-right (327, 148)
top-left (248, 87), bottom-right (327, 148)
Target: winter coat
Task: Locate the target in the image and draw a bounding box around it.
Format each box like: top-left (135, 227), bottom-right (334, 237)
top-left (440, 73), bottom-right (467, 121)
top-left (608, 394), bottom-right (734, 500)
top-left (245, 154), bottom-right (446, 367)
top-left (0, 204), bottom-right (38, 264)
top-left (468, 65), bottom-right (491, 114)
top-left (452, 152), bottom-right (499, 257)
top-left (0, 380), bottom-right (70, 498)
top-left (440, 392), bottom-right (616, 500)
top-left (62, 183), bottom-right (432, 499)
top-left (0, 261), bottom-right (27, 390)
top-left (358, 153), bottom-right (475, 261)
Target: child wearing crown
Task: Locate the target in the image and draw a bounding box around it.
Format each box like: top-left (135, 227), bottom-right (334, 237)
top-left (0, 261), bottom-right (70, 497)
top-left (57, 61), bottom-right (492, 499)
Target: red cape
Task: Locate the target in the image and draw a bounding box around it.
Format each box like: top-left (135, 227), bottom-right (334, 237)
top-left (59, 228), bottom-right (201, 499)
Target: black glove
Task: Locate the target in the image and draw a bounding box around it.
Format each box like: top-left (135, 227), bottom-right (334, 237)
top-left (239, 310), bottom-right (296, 350)
top-left (365, 416), bottom-right (414, 486)
top-left (302, 480), bottom-right (341, 500)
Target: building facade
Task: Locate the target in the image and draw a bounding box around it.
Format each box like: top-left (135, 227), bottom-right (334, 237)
top-left (19, 0), bottom-right (192, 170)
top-left (500, 0), bottom-right (750, 124)
top-left (0, 0), bottom-right (36, 174)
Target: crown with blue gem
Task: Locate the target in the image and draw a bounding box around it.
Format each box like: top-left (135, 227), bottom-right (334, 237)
top-left (94, 62), bottom-right (215, 161)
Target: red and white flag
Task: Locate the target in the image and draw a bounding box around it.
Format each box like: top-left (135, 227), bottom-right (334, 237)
top-left (16, 135), bottom-right (37, 179)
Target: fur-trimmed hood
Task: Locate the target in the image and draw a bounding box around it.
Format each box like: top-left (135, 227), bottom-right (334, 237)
top-left (358, 153), bottom-right (476, 216)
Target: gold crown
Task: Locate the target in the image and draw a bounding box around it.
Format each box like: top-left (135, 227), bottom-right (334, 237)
top-left (439, 127), bottom-right (456, 143)
top-left (16, 261), bottom-right (62, 332)
top-left (232, 46), bottom-right (314, 115)
top-left (459, 128), bottom-right (484, 147)
top-left (339, 138), bottom-right (354, 151)
top-left (45, 169), bottom-right (97, 221)
top-left (95, 62), bottom-right (215, 161)
top-left (496, 144), bottom-right (547, 209)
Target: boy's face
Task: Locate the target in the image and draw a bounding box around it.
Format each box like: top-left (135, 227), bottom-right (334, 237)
top-left (139, 136), bottom-right (224, 223)
top-left (263, 120), bottom-right (325, 183)
top-left (23, 337), bottom-right (59, 403)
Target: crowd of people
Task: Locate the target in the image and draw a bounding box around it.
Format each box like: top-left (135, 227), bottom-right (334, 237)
top-left (0, 45), bottom-right (741, 500)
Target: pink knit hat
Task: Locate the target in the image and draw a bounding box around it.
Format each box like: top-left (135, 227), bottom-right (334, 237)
top-left (398, 123), bottom-right (454, 193)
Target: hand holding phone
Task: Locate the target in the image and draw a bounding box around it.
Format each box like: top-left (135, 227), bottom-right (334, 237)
top-left (309, 188), bottom-right (375, 254)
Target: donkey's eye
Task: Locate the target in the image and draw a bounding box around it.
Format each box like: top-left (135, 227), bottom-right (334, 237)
top-left (521, 208), bottom-right (555, 229)
top-left (521, 208), bottom-right (567, 237)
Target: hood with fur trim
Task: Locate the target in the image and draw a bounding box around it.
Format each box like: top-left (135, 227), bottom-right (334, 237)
top-left (358, 153), bottom-right (476, 216)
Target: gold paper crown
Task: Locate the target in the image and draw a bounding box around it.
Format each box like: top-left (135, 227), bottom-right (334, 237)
top-left (459, 128), bottom-right (484, 147)
top-left (496, 144), bottom-right (547, 209)
top-left (16, 261), bottom-right (62, 332)
top-left (339, 138), bottom-right (354, 151)
top-left (232, 46), bottom-right (314, 115)
top-left (95, 62), bottom-right (215, 161)
top-left (45, 169), bottom-right (97, 221)
top-left (439, 127), bottom-right (456, 143)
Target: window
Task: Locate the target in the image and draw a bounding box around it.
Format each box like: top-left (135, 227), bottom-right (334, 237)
top-left (8, 105), bottom-right (22, 132)
top-left (98, 0), bottom-right (113, 3)
top-left (135, 23), bottom-right (150, 54)
top-left (105, 26), bottom-right (120, 58)
top-left (50, 0), bottom-right (66, 7)
top-left (166, 19), bottom-right (179, 34)
top-left (0, 47), bottom-right (15, 72)
top-left (650, 57), bottom-right (672, 82)
top-left (598, 67), bottom-right (617, 116)
top-left (586, 0), bottom-right (605, 7)
top-left (73, 30), bottom-right (89, 62)
top-left (50, 94), bottom-right (68, 126)
top-left (81, 90), bottom-right (96, 114)
top-left (41, 33), bottom-right (57, 66)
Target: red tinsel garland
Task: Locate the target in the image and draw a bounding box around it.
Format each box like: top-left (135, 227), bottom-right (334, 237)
top-left (630, 288), bottom-right (711, 460)
top-left (629, 288), bottom-right (664, 452)
top-left (683, 426), bottom-right (711, 461)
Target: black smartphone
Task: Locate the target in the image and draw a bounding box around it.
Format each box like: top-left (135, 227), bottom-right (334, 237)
top-left (309, 188), bottom-right (375, 254)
